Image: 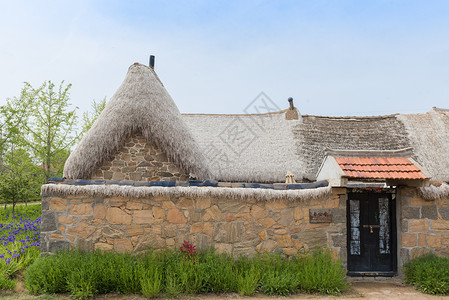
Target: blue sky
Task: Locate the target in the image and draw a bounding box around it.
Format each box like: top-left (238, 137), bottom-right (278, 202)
top-left (0, 0), bottom-right (448, 116)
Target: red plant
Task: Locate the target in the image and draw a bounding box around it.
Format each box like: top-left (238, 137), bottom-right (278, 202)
top-left (179, 240), bottom-right (198, 263)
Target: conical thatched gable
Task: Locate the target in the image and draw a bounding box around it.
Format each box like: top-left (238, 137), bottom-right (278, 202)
top-left (64, 63), bottom-right (211, 180)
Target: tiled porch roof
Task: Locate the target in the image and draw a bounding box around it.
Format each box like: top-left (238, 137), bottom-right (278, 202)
top-left (334, 157), bottom-right (428, 180)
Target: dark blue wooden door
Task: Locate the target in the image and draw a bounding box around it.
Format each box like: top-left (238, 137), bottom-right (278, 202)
top-left (347, 192), bottom-right (397, 275)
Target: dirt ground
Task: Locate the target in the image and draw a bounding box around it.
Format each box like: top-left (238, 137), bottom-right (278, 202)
top-left (2, 280), bottom-right (449, 300)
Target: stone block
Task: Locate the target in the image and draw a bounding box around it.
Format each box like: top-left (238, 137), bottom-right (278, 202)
top-left (50, 198), bottom-right (67, 211)
top-left (78, 239), bottom-right (94, 252)
top-left (213, 222), bottom-right (244, 243)
top-left (401, 233), bottom-right (417, 247)
top-left (133, 210), bottom-right (154, 224)
top-left (41, 211), bottom-right (57, 232)
top-left (41, 198), bottom-right (50, 211)
top-left (196, 197), bottom-right (211, 210)
top-left (70, 204), bottom-right (93, 216)
top-left (402, 207), bottom-right (420, 219)
top-left (152, 207), bottom-right (165, 219)
top-left (292, 239), bottom-right (304, 249)
top-left (427, 235), bottom-right (442, 248)
top-left (277, 235), bottom-right (293, 248)
top-left (294, 207), bottom-right (304, 220)
top-left (189, 210), bottom-right (202, 222)
top-left (410, 248), bottom-right (432, 260)
top-left (190, 223), bottom-right (203, 234)
top-left (296, 229), bottom-right (327, 248)
top-left (167, 209), bottom-right (187, 224)
top-left (278, 209), bottom-right (294, 226)
top-left (438, 207), bottom-right (449, 220)
top-left (95, 243), bottom-right (113, 251)
top-left (126, 201), bottom-right (143, 210)
top-left (283, 248), bottom-right (298, 256)
top-left (431, 220), bottom-right (449, 230)
top-left (112, 172), bottom-right (125, 181)
top-left (126, 225), bottom-right (144, 237)
top-left (408, 219), bottom-right (430, 233)
top-left (58, 216), bottom-right (73, 224)
top-left (129, 172), bottom-right (142, 181)
top-left (203, 205), bottom-right (224, 222)
top-left (49, 240), bottom-right (70, 253)
top-left (162, 224), bottom-right (178, 238)
top-left (435, 248), bottom-right (449, 257)
top-left (422, 205), bottom-right (438, 220)
top-left (114, 239), bottom-right (133, 253)
top-left (259, 218), bottom-right (276, 228)
top-left (177, 198), bottom-right (195, 209)
top-left (134, 233), bottom-right (165, 252)
top-left (217, 200), bottom-right (247, 214)
top-left (67, 223), bottom-right (96, 239)
top-left (93, 204), bottom-right (106, 220)
top-left (256, 240), bottom-right (277, 253)
top-left (233, 247), bottom-right (257, 257)
top-left (214, 243), bottom-right (232, 254)
top-left (195, 234), bottom-right (212, 250)
top-left (331, 235), bottom-right (345, 248)
top-left (332, 208), bottom-right (346, 224)
top-left (102, 226), bottom-right (123, 239)
top-left (275, 229), bottom-right (288, 235)
top-left (250, 205), bottom-right (268, 220)
top-left (162, 201), bottom-right (176, 209)
top-left (106, 207), bottom-right (132, 225)
top-left (203, 223), bottom-right (214, 236)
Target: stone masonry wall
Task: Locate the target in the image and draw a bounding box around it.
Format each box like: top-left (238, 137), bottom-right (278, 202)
top-left (91, 134), bottom-right (189, 182)
top-left (399, 186), bottom-right (449, 268)
top-left (41, 187), bottom-right (347, 261)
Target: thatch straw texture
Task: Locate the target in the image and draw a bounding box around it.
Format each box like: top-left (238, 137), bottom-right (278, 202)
top-left (42, 184), bottom-right (331, 202)
top-left (397, 109), bottom-right (449, 182)
top-left (182, 111), bottom-right (304, 183)
top-left (419, 183), bottom-right (449, 201)
top-left (64, 63), bottom-right (211, 180)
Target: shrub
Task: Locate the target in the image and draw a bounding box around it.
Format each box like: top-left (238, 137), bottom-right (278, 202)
top-left (25, 246), bottom-right (349, 298)
top-left (404, 254), bottom-right (449, 295)
top-left (295, 248), bottom-right (349, 295)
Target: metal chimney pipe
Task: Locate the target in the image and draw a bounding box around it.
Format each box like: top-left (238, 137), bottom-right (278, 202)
top-left (149, 55), bottom-right (155, 69)
top-left (288, 97), bottom-right (294, 110)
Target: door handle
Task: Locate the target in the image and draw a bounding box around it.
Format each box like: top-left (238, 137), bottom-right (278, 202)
top-left (363, 225), bottom-right (380, 233)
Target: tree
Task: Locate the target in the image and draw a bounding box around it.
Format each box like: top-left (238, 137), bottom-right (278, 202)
top-left (80, 97), bottom-right (106, 137)
top-left (0, 147), bottom-right (41, 213)
top-left (17, 81), bottom-right (79, 181)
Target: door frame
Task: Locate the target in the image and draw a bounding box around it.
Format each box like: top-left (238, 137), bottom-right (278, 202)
top-left (346, 188), bottom-right (398, 277)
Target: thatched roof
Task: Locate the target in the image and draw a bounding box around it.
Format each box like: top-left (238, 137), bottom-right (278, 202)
top-left (184, 108), bottom-right (449, 183)
top-left (64, 63), bottom-right (211, 180)
top-left (182, 110), bottom-right (303, 183)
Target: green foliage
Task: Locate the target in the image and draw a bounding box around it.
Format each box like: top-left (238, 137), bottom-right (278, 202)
top-left (17, 81), bottom-right (79, 180)
top-left (25, 247), bottom-right (349, 299)
top-left (404, 254), bottom-right (449, 295)
top-left (295, 248), bottom-right (350, 295)
top-left (0, 273), bottom-right (17, 290)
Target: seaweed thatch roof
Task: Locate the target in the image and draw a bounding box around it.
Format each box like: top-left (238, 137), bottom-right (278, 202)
top-left (184, 108), bottom-right (449, 183)
top-left (64, 63), bottom-right (211, 180)
top-left (64, 63), bottom-right (449, 184)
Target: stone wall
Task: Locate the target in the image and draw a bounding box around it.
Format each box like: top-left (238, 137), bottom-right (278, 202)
top-left (91, 134), bottom-right (189, 182)
top-left (399, 186), bottom-right (449, 266)
top-left (41, 187), bottom-right (347, 261)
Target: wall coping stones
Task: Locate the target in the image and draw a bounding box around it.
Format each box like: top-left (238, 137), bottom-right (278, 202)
top-left (46, 178), bottom-right (329, 191)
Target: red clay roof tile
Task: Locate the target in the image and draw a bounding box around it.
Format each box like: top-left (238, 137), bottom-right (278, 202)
top-left (334, 157), bottom-right (428, 180)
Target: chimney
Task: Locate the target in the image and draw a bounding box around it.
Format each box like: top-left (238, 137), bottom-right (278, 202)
top-left (288, 97), bottom-right (294, 110)
top-left (149, 55), bottom-right (155, 69)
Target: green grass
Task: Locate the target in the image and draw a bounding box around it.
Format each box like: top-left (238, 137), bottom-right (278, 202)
top-left (404, 254), bottom-right (449, 295)
top-left (25, 247), bottom-right (350, 299)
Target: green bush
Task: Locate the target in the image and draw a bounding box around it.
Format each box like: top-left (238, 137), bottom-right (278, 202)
top-left (0, 273), bottom-right (17, 290)
top-left (25, 247), bottom-right (349, 299)
top-left (296, 248), bottom-right (349, 295)
top-left (404, 254), bottom-right (449, 295)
